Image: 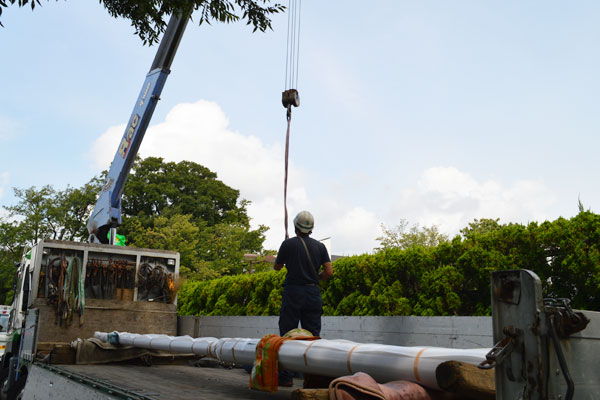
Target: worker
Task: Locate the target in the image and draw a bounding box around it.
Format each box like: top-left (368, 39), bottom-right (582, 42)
top-left (274, 210), bottom-right (333, 386)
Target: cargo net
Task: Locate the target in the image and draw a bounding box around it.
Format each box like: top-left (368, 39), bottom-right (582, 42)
top-left (85, 259), bottom-right (136, 301)
top-left (136, 263), bottom-right (176, 304)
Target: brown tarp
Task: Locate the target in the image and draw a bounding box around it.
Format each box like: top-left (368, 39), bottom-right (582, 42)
top-left (72, 338), bottom-right (191, 365)
top-left (329, 372), bottom-right (454, 400)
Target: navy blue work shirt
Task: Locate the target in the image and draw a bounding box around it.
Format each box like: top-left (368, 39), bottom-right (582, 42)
top-left (275, 236), bottom-right (331, 286)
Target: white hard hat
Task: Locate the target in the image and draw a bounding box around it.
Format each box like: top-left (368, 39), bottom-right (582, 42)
top-left (294, 210), bottom-right (314, 233)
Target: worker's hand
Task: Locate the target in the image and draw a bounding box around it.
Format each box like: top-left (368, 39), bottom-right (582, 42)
top-left (319, 262), bottom-right (333, 280)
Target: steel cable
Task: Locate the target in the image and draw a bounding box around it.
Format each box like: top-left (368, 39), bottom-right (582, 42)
top-left (282, 0), bottom-right (302, 239)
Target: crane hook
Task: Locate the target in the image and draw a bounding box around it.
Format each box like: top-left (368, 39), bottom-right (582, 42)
top-left (282, 89), bottom-right (300, 109)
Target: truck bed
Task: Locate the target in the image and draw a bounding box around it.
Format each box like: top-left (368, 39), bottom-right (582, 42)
top-left (25, 363), bottom-right (300, 399)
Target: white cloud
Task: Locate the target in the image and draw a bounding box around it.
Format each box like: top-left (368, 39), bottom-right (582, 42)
top-left (389, 166), bottom-right (556, 236)
top-left (319, 204), bottom-right (380, 256)
top-left (89, 100), bottom-right (307, 251)
top-left (89, 103), bottom-right (557, 258)
top-left (89, 124), bottom-right (125, 171)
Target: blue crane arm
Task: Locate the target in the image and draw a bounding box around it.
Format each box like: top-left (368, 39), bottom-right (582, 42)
top-left (87, 13), bottom-right (189, 244)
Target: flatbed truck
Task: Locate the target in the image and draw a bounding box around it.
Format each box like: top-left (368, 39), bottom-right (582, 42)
top-left (2, 258), bottom-right (599, 399)
top-left (0, 239), bottom-right (180, 399)
top-left (2, 6), bottom-right (599, 399)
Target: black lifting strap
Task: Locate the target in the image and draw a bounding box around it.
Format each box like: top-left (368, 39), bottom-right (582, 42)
top-left (282, 89), bottom-right (300, 239)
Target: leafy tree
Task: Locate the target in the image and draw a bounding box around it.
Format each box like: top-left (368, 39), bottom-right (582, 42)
top-left (199, 221), bottom-right (267, 275)
top-left (0, 177), bottom-right (103, 303)
top-left (119, 157), bottom-right (267, 279)
top-left (375, 219), bottom-right (448, 251)
top-left (0, 158), bottom-right (268, 305)
top-left (0, 219), bottom-right (26, 304)
top-left (0, 156), bottom-right (266, 295)
top-left (244, 250), bottom-right (277, 274)
top-left (537, 211), bottom-right (600, 310)
top-left (121, 157), bottom-right (247, 227)
top-left (125, 214), bottom-right (267, 279)
top-left (125, 213), bottom-right (203, 275)
top-left (4, 177), bottom-right (102, 245)
top-left (5, 185), bottom-right (56, 247)
top-left (0, 254), bottom-right (16, 305)
top-left (0, 0), bottom-right (285, 45)
top-left (456, 220), bottom-right (546, 315)
top-left (117, 157), bottom-right (267, 277)
top-left (460, 218), bottom-right (501, 239)
top-left (413, 265), bottom-right (463, 316)
top-left (577, 197), bottom-right (585, 213)
top-left (50, 177), bottom-right (103, 241)
top-left (179, 211), bottom-right (600, 316)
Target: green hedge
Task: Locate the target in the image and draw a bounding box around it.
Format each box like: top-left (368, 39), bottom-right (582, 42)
top-left (177, 212), bottom-right (600, 316)
top-left (178, 270), bottom-right (285, 316)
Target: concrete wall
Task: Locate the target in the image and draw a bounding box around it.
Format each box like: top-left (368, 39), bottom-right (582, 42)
top-left (178, 315), bottom-right (493, 349)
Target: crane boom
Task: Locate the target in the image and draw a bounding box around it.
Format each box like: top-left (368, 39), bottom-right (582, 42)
top-left (87, 13), bottom-right (189, 244)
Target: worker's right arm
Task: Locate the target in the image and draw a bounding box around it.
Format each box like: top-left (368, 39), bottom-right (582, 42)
top-left (319, 262), bottom-right (333, 281)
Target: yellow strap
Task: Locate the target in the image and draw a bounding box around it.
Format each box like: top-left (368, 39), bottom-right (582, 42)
top-left (303, 341), bottom-right (317, 367)
top-left (413, 348), bottom-right (428, 382)
top-left (347, 345), bottom-right (360, 373)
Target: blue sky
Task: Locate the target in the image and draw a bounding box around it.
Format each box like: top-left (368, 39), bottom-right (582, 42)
top-left (2, 1), bottom-right (600, 254)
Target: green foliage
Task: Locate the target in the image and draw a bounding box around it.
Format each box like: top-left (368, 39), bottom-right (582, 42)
top-left (122, 157), bottom-right (246, 227)
top-left (4, 177), bottom-right (102, 246)
top-left (0, 220), bottom-right (22, 304)
top-left (5, 185), bottom-right (57, 246)
top-left (180, 212), bottom-right (600, 316)
top-left (177, 270), bottom-right (285, 316)
top-left (375, 219), bottom-right (448, 251)
top-left (124, 214), bottom-right (207, 277)
top-left (199, 222), bottom-right (268, 276)
top-left (0, 181), bottom-right (104, 303)
top-left (2, 153), bottom-right (600, 317)
top-left (460, 218), bottom-right (501, 239)
top-left (119, 157), bottom-right (267, 279)
top-left (0, 157), bottom-right (268, 302)
top-left (536, 211), bottom-right (600, 310)
top-left (413, 265), bottom-right (463, 316)
top-left (0, 1), bottom-right (285, 45)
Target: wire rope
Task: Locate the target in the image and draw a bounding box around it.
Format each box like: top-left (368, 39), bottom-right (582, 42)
top-left (284, 0), bottom-right (302, 90)
top-left (283, 0), bottom-right (302, 240)
top-left (295, 0), bottom-right (301, 89)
